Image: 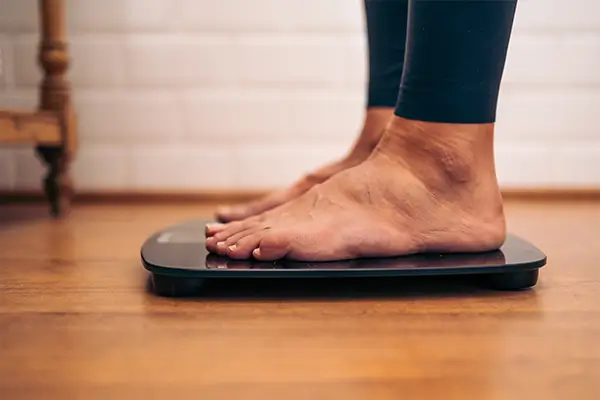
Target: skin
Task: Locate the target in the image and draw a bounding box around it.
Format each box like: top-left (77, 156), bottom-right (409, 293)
top-left (215, 107), bottom-right (395, 222)
top-left (205, 115), bottom-right (507, 261)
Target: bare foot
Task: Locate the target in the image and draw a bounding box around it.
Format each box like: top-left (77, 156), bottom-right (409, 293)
top-left (206, 116), bottom-right (506, 261)
top-left (214, 107), bottom-right (394, 222)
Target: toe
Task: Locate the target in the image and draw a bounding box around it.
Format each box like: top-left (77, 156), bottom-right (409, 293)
top-left (206, 235), bottom-right (219, 252)
top-left (206, 216), bottom-right (267, 254)
top-left (215, 205), bottom-right (249, 223)
top-left (251, 221), bottom-right (359, 261)
top-left (227, 229), bottom-right (269, 259)
top-left (252, 230), bottom-right (292, 261)
top-left (210, 216), bottom-right (261, 243)
top-left (205, 222), bottom-right (226, 236)
top-left (214, 240), bottom-right (230, 256)
top-left (206, 236), bottom-right (232, 254)
top-left (224, 226), bottom-right (264, 247)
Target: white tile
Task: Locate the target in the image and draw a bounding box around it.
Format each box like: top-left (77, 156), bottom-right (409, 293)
top-left (0, 0), bottom-right (38, 33)
top-left (0, 89), bottom-right (37, 109)
top-left (180, 88), bottom-right (365, 141)
top-left (0, 35), bottom-right (11, 88)
top-left (176, 0), bottom-right (287, 32)
top-left (232, 143), bottom-right (347, 188)
top-left (75, 90), bottom-right (182, 140)
top-left (514, 0), bottom-right (600, 31)
top-left (122, 36), bottom-right (242, 86)
top-left (176, 0), bottom-right (363, 32)
top-left (497, 141), bottom-right (600, 188)
top-left (341, 37), bottom-right (367, 88)
top-left (175, 37), bottom-right (244, 86)
top-left (122, 36), bottom-right (181, 86)
top-left (495, 87), bottom-right (600, 140)
top-left (14, 148), bottom-right (45, 190)
top-left (71, 145), bottom-right (130, 190)
top-left (236, 36), bottom-right (347, 86)
top-left (12, 35), bottom-right (38, 87)
top-left (553, 144), bottom-right (600, 186)
top-left (1, 0), bottom-right (598, 192)
top-left (13, 36), bottom-right (125, 88)
top-left (285, 89), bottom-right (364, 139)
top-left (283, 0), bottom-right (364, 32)
top-left (130, 145), bottom-right (235, 189)
top-left (180, 89), bottom-right (289, 139)
top-left (0, 95), bottom-right (10, 109)
top-left (503, 33), bottom-right (600, 85)
top-left (0, 148), bottom-right (16, 190)
top-left (70, 38), bottom-right (125, 87)
top-left (67, 0), bottom-right (176, 33)
top-left (495, 144), bottom-right (555, 188)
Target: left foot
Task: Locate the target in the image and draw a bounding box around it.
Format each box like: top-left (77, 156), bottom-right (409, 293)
top-left (205, 116), bottom-right (506, 261)
top-left (214, 108), bottom-right (393, 222)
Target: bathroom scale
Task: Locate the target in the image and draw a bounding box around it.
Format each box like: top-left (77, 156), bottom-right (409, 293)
top-left (141, 219), bottom-right (547, 297)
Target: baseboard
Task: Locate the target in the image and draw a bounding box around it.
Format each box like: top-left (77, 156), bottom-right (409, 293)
top-left (0, 189), bottom-right (267, 205)
top-left (500, 188), bottom-right (600, 201)
top-left (2, 187), bottom-right (600, 205)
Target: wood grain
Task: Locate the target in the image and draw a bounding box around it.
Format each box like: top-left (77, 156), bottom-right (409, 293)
top-left (0, 201), bottom-right (599, 400)
top-left (0, 110), bottom-right (61, 144)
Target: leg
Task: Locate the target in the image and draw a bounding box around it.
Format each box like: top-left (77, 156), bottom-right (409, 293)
top-left (36, 146), bottom-right (70, 217)
top-left (209, 0), bottom-right (517, 261)
top-left (35, 0), bottom-right (77, 217)
top-left (214, 1), bottom-right (409, 222)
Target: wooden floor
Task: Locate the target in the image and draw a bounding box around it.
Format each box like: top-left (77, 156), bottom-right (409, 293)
top-left (1, 200), bottom-right (599, 399)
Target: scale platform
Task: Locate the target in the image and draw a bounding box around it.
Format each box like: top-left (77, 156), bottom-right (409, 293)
top-left (141, 219), bottom-right (547, 297)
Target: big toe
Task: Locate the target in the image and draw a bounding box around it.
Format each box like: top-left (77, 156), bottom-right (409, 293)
top-left (252, 222), bottom-right (359, 261)
top-left (227, 230), bottom-right (269, 259)
top-left (252, 226), bottom-right (320, 261)
top-left (252, 232), bottom-right (292, 261)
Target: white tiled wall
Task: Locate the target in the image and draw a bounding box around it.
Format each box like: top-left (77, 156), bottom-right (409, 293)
top-left (0, 0), bottom-right (599, 191)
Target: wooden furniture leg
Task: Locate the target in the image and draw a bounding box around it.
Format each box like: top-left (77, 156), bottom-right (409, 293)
top-left (0, 0), bottom-right (77, 217)
top-left (35, 0), bottom-right (77, 217)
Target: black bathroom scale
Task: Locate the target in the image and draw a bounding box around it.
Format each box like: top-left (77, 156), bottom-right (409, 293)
top-left (141, 219), bottom-right (546, 297)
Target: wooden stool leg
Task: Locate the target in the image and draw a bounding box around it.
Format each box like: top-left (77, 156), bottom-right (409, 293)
top-left (35, 0), bottom-right (77, 217)
top-left (37, 145), bottom-right (72, 216)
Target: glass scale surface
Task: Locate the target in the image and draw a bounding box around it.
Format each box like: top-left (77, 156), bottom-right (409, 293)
top-left (141, 219), bottom-right (546, 297)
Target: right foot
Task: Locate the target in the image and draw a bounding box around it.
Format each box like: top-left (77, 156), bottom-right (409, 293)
top-left (215, 107), bottom-right (394, 222)
top-left (206, 116), bottom-right (506, 261)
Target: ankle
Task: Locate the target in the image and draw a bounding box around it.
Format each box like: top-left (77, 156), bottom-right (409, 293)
top-left (346, 107), bottom-right (395, 162)
top-left (375, 116), bottom-right (497, 188)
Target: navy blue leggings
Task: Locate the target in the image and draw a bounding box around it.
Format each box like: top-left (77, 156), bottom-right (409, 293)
top-left (365, 0), bottom-right (517, 124)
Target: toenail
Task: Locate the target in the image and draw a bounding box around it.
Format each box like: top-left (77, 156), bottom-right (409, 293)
top-left (217, 241), bottom-right (226, 248)
top-left (252, 248), bottom-right (261, 258)
top-left (228, 244), bottom-right (237, 251)
top-left (206, 223), bottom-right (224, 229)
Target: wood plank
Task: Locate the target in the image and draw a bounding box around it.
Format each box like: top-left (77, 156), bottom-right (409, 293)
top-left (0, 109), bottom-right (61, 144)
top-left (0, 201), bottom-right (599, 399)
